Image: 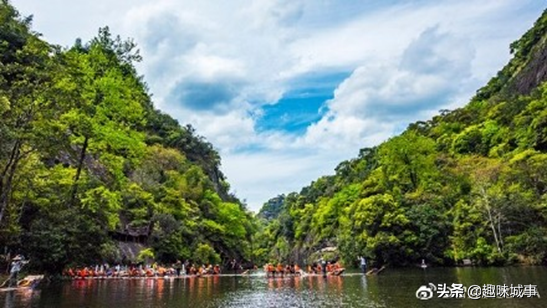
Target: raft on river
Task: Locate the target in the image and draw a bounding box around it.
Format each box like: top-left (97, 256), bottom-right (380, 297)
top-left (69, 271), bottom-right (356, 280)
top-left (0, 275), bottom-right (43, 291)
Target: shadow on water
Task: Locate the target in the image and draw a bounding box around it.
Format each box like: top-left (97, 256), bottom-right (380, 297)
top-left (0, 268), bottom-right (545, 307)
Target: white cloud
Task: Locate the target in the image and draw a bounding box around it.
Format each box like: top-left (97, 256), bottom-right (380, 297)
top-left (297, 25), bottom-right (475, 152)
top-left (9, 0), bottom-right (545, 210)
top-left (122, 0), bottom-right (299, 113)
top-left (221, 149), bottom-right (344, 207)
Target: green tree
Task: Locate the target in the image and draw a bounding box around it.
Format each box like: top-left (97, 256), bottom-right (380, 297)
top-left (194, 243), bottom-right (220, 265)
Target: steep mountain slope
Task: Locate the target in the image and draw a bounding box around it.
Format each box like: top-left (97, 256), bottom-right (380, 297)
top-left (0, 1), bottom-right (254, 274)
top-left (254, 8), bottom-right (547, 267)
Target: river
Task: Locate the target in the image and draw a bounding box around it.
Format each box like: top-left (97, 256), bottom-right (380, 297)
top-left (1, 267), bottom-right (545, 307)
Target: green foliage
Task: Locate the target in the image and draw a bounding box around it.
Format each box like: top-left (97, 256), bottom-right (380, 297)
top-left (258, 195), bottom-right (285, 220)
top-left (474, 9), bottom-right (547, 101)
top-left (505, 227), bottom-right (547, 265)
top-left (137, 248), bottom-right (155, 263)
top-left (22, 207), bottom-right (110, 274)
top-left (149, 213), bottom-right (184, 263)
top-left (0, 2), bottom-right (255, 274)
top-left (255, 9), bottom-right (547, 268)
top-left (100, 242), bottom-right (121, 263)
top-left (194, 243), bottom-right (221, 265)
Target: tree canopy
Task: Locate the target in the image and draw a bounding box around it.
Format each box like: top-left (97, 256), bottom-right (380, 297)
top-left (253, 8), bottom-right (547, 268)
top-left (0, 1), bottom-right (254, 274)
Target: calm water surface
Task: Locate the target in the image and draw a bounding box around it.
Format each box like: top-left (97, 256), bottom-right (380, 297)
top-left (2, 267), bottom-right (546, 307)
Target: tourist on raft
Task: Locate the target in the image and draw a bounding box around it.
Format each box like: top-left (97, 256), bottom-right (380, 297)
top-left (64, 261), bottom-right (227, 279)
top-left (358, 256), bottom-right (367, 274)
top-left (8, 255), bottom-right (29, 288)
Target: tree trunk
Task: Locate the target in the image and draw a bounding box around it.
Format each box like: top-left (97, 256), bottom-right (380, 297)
top-left (480, 187), bottom-right (502, 254)
top-left (497, 215), bottom-right (504, 247)
top-left (486, 204), bottom-right (502, 254)
top-left (70, 136), bottom-right (89, 206)
top-left (0, 141), bottom-right (21, 225)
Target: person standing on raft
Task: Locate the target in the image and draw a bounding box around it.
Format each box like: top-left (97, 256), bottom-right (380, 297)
top-left (230, 259), bottom-right (238, 274)
top-left (9, 255), bottom-right (28, 288)
top-left (319, 258), bottom-right (327, 277)
top-left (174, 260), bottom-right (182, 277)
top-left (358, 256), bottom-right (367, 274)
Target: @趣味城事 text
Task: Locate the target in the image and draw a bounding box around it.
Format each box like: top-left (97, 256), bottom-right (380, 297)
top-left (415, 283), bottom-right (540, 300)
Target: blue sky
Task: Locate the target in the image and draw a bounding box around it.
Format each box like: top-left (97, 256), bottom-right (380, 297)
top-left (256, 71), bottom-right (349, 133)
top-left (11, 0), bottom-right (545, 211)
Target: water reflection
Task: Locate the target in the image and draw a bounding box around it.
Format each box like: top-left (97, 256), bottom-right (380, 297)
top-left (4, 291), bottom-right (14, 308)
top-left (0, 268), bottom-right (546, 308)
top-left (3, 288), bottom-right (39, 308)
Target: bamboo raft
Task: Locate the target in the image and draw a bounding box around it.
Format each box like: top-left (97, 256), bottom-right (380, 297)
top-left (66, 271), bottom-right (377, 280)
top-left (0, 275), bottom-right (43, 291)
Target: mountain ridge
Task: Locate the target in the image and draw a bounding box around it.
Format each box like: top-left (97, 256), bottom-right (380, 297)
top-left (254, 8), bottom-right (547, 268)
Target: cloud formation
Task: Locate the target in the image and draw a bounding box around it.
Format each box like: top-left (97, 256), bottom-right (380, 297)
top-left (11, 0), bottom-right (546, 210)
top-left (169, 80), bottom-right (241, 113)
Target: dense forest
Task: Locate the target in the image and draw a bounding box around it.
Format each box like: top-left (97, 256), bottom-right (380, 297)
top-left (254, 9), bottom-right (547, 268)
top-left (0, 1), bottom-right (256, 274)
top-left (2, 0), bottom-right (547, 276)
